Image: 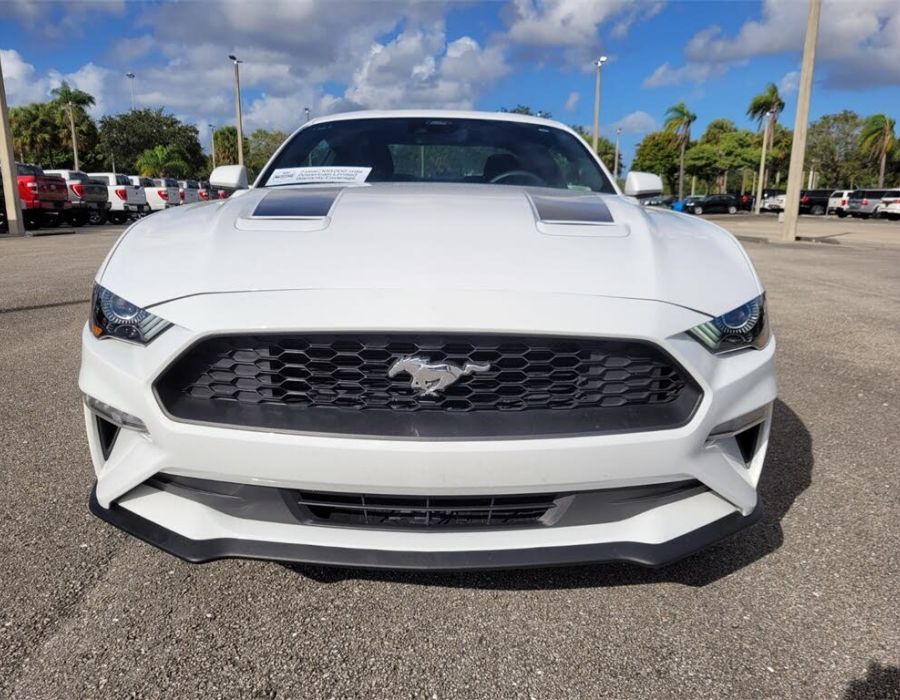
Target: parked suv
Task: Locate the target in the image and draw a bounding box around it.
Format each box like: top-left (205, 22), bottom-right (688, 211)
top-left (847, 190), bottom-right (887, 219)
top-left (178, 179), bottom-right (200, 204)
top-left (16, 163), bottom-right (70, 228)
top-left (89, 172), bottom-right (149, 224)
top-left (45, 169), bottom-right (109, 226)
top-left (828, 190), bottom-right (852, 217)
top-left (878, 190), bottom-right (900, 221)
top-left (685, 194), bottom-right (739, 215)
top-left (799, 189), bottom-right (831, 215)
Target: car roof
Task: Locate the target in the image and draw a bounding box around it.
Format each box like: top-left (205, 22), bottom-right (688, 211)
top-left (305, 109), bottom-right (564, 131)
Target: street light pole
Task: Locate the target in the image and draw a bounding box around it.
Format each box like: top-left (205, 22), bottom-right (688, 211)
top-left (125, 72), bottom-right (135, 110)
top-left (228, 55), bottom-right (244, 167)
top-left (613, 126), bottom-right (622, 180)
top-left (304, 107), bottom-right (311, 123)
top-left (0, 53), bottom-right (25, 235)
top-left (753, 110), bottom-right (773, 215)
top-left (783, 0), bottom-right (822, 240)
top-left (208, 124), bottom-right (216, 170)
top-left (592, 56), bottom-right (607, 153)
top-left (67, 101), bottom-right (80, 170)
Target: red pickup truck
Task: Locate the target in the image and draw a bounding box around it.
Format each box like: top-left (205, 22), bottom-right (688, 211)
top-left (17, 163), bottom-right (70, 228)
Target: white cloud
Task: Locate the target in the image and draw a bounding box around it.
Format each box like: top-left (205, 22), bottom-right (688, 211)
top-left (642, 61), bottom-right (728, 88)
top-left (564, 90), bottom-right (580, 111)
top-left (611, 110), bottom-right (658, 134)
top-left (0, 50), bottom-right (49, 105)
top-left (778, 70), bottom-right (800, 96)
top-left (645, 0), bottom-right (900, 89)
top-left (501, 0), bottom-right (665, 66)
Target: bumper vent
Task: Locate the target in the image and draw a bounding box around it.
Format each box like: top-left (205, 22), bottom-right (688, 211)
top-left (155, 333), bottom-right (701, 438)
top-left (293, 491), bottom-right (557, 529)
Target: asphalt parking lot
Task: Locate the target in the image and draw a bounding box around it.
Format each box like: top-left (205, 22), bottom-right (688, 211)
top-left (1, 219), bottom-right (898, 698)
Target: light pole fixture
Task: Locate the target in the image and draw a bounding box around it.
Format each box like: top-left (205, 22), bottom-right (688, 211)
top-left (125, 72), bottom-right (135, 111)
top-left (613, 126), bottom-right (622, 179)
top-left (208, 124), bottom-right (216, 170)
top-left (592, 56), bottom-right (608, 153)
top-left (304, 107), bottom-right (311, 122)
top-left (228, 54), bottom-right (245, 167)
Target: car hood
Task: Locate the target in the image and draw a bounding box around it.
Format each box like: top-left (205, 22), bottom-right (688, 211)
top-left (99, 183), bottom-right (761, 318)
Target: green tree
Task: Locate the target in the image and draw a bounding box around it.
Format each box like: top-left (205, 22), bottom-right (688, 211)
top-left (663, 101), bottom-right (697, 199)
top-left (135, 145), bottom-right (190, 177)
top-left (684, 143), bottom-right (718, 192)
top-left (570, 125), bottom-right (618, 176)
top-left (95, 108), bottom-right (205, 176)
top-left (747, 82), bottom-right (786, 133)
top-left (700, 118), bottom-right (737, 145)
top-left (632, 131), bottom-right (681, 194)
top-left (247, 129), bottom-right (288, 180)
top-left (50, 80), bottom-right (95, 110)
top-left (500, 105), bottom-right (552, 118)
top-left (806, 111), bottom-right (868, 188)
top-left (213, 126), bottom-right (241, 168)
top-left (859, 114), bottom-right (896, 188)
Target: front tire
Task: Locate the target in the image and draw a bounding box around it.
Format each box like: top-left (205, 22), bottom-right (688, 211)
top-left (728, 205), bottom-right (737, 214)
top-left (811, 204), bottom-right (825, 215)
top-left (694, 206), bottom-right (703, 215)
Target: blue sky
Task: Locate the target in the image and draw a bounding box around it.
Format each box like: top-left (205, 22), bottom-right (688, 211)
top-left (2, 0), bottom-right (899, 167)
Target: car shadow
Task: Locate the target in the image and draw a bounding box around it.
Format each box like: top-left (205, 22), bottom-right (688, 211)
top-left (283, 398), bottom-right (812, 589)
top-left (843, 661), bottom-right (900, 700)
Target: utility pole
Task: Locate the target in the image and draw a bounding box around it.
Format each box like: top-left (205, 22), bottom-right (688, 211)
top-left (228, 55), bottom-right (244, 166)
top-left (0, 54), bottom-right (24, 235)
top-left (783, 0), bottom-right (822, 242)
top-left (613, 126), bottom-right (621, 180)
top-left (125, 72), bottom-right (135, 110)
top-left (67, 101), bottom-right (80, 170)
top-left (753, 111), bottom-right (773, 215)
top-left (208, 124), bottom-right (216, 170)
top-left (591, 56), bottom-right (607, 153)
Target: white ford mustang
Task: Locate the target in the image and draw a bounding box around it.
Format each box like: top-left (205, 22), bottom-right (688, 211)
top-left (81, 110), bottom-right (776, 569)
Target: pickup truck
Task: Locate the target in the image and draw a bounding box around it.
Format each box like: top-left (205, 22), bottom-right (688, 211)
top-left (88, 172), bottom-right (149, 224)
top-left (798, 189), bottom-right (831, 215)
top-left (44, 169), bottom-right (110, 226)
top-left (130, 176), bottom-right (180, 212)
top-left (16, 163), bottom-right (70, 228)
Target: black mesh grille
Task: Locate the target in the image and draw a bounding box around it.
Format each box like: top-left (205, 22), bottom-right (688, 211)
top-left (155, 333), bottom-right (701, 438)
top-left (293, 491), bottom-right (557, 529)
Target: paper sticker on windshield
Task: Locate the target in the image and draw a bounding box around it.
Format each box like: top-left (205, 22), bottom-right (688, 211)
top-left (266, 166), bottom-right (371, 186)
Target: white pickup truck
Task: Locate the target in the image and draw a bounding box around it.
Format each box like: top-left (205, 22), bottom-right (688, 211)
top-left (130, 176), bottom-right (180, 213)
top-left (88, 172), bottom-right (149, 224)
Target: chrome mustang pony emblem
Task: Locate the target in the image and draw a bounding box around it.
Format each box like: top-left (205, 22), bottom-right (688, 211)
top-left (388, 356), bottom-right (491, 396)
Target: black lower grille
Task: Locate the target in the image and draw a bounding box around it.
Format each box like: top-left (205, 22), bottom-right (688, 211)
top-left (294, 492), bottom-right (557, 529)
top-left (155, 333), bottom-right (701, 438)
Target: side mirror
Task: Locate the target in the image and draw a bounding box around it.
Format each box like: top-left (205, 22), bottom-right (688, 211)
top-left (624, 171), bottom-right (663, 199)
top-left (210, 165), bottom-right (248, 191)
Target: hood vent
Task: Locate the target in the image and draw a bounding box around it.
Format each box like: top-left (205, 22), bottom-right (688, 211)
top-left (252, 187), bottom-right (344, 218)
top-left (528, 191), bottom-right (614, 224)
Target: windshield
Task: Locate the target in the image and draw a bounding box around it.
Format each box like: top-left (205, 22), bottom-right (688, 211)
top-left (258, 117), bottom-right (615, 193)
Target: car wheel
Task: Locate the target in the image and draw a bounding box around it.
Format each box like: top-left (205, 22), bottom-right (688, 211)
top-left (728, 206), bottom-right (737, 214)
top-left (811, 205), bottom-right (825, 215)
top-left (36, 211), bottom-right (58, 229)
top-left (67, 211), bottom-right (88, 227)
top-left (837, 210), bottom-right (847, 218)
top-left (88, 210), bottom-right (108, 225)
top-left (694, 206), bottom-right (703, 215)
top-left (108, 212), bottom-right (126, 225)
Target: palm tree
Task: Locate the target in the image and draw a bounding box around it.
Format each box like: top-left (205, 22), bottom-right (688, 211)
top-left (50, 80), bottom-right (95, 110)
top-left (859, 114), bottom-right (896, 188)
top-left (747, 83), bottom-right (785, 145)
top-left (135, 145), bottom-right (189, 177)
top-left (664, 102), bottom-right (697, 200)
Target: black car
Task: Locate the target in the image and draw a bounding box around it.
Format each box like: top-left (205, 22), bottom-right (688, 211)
top-left (684, 194), bottom-right (739, 215)
top-left (799, 189), bottom-right (831, 215)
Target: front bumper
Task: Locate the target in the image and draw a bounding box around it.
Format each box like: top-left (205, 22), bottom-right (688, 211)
top-left (80, 289), bottom-right (776, 569)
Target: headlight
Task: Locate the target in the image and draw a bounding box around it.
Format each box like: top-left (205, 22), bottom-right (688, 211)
top-left (689, 294), bottom-right (769, 353)
top-left (90, 284), bottom-right (171, 344)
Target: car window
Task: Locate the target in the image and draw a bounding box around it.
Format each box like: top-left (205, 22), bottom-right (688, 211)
top-left (115, 174), bottom-right (131, 186)
top-left (17, 164), bottom-right (43, 176)
top-left (260, 117), bottom-right (616, 193)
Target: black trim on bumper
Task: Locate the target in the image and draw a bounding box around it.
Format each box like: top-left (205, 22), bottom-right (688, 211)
top-left (89, 485), bottom-right (762, 570)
